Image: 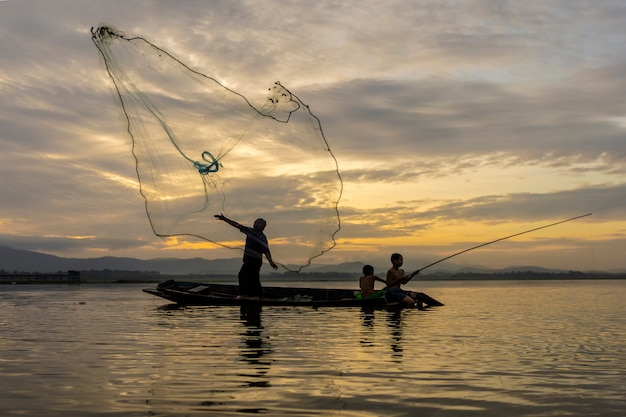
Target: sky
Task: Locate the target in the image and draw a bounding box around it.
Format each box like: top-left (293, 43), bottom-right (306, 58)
top-left (1, 0), bottom-right (625, 272)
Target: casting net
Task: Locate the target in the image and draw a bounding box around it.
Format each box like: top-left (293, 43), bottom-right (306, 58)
top-left (91, 26), bottom-right (342, 271)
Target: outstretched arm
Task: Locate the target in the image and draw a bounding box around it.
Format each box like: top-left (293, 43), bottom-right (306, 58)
top-left (214, 213), bottom-right (241, 229)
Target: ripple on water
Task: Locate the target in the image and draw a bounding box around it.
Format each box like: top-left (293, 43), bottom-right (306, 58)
top-left (1, 281), bottom-right (625, 416)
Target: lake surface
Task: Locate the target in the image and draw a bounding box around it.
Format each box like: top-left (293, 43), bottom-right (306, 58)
top-left (1, 280), bottom-right (625, 416)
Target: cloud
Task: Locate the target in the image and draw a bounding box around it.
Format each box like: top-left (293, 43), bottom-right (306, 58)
top-left (1, 0), bottom-right (625, 271)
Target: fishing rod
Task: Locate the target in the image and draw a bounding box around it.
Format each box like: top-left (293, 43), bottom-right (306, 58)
top-left (417, 213), bottom-right (592, 273)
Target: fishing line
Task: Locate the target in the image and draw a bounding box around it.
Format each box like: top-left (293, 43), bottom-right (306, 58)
top-left (418, 213), bottom-right (592, 272)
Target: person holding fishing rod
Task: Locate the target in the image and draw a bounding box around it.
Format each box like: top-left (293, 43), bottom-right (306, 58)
top-left (381, 214), bottom-right (591, 309)
top-left (385, 253), bottom-right (424, 309)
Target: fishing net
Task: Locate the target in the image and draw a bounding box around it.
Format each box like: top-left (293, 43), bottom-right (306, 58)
top-left (91, 26), bottom-right (343, 271)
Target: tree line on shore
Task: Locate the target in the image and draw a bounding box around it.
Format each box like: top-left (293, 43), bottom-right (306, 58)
top-left (2, 269), bottom-right (625, 283)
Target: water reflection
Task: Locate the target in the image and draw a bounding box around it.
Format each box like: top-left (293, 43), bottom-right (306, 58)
top-left (358, 307), bottom-right (376, 347)
top-left (386, 310), bottom-right (404, 359)
top-left (238, 305), bottom-right (272, 388)
top-left (359, 307), bottom-right (407, 359)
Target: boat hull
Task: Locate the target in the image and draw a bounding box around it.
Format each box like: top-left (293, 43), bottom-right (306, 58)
top-left (143, 280), bottom-right (444, 309)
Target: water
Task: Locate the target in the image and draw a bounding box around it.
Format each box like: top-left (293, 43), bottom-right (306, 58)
top-left (1, 280), bottom-right (625, 416)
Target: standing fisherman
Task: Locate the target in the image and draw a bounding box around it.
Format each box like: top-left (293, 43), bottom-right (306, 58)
top-left (215, 214), bottom-right (278, 299)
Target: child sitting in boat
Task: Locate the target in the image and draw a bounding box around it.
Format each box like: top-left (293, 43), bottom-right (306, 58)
top-left (357, 265), bottom-right (387, 299)
top-left (386, 253), bottom-right (423, 309)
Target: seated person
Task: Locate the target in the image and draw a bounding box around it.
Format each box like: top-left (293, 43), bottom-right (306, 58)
top-left (385, 253), bottom-right (422, 309)
top-left (358, 264), bottom-right (387, 299)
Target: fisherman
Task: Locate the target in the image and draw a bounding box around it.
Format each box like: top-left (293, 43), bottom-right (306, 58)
top-left (385, 253), bottom-right (423, 309)
top-left (215, 214), bottom-right (278, 299)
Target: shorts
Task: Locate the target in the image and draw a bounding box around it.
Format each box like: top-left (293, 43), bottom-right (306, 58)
top-left (384, 287), bottom-right (409, 303)
top-left (238, 259), bottom-right (263, 297)
top-left (355, 289), bottom-right (386, 299)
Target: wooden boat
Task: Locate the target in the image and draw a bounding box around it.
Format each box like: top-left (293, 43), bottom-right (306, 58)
top-left (143, 279), bottom-right (444, 309)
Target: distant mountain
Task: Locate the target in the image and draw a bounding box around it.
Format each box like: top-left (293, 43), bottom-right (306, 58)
top-left (0, 245), bottom-right (619, 275)
top-left (453, 265), bottom-right (567, 274)
top-left (0, 245), bottom-right (240, 274)
top-left (305, 261), bottom-right (366, 274)
top-left (0, 246), bottom-right (376, 275)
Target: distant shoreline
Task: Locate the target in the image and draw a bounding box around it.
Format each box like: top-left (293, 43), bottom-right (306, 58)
top-left (2, 269), bottom-right (626, 284)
